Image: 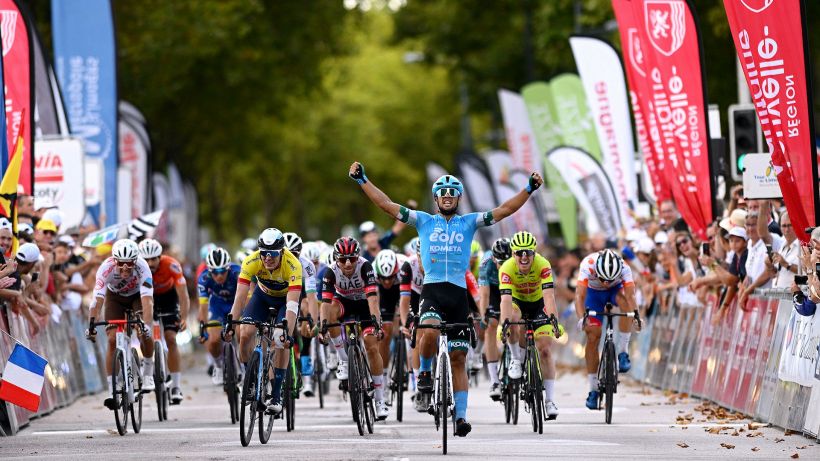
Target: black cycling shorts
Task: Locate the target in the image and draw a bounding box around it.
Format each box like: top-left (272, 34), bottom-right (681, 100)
top-left (153, 289), bottom-right (181, 332)
top-left (512, 298), bottom-right (548, 322)
top-left (419, 282), bottom-right (470, 351)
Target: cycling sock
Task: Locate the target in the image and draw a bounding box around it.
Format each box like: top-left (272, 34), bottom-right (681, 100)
top-left (383, 370), bottom-right (388, 382)
top-left (405, 338), bottom-right (412, 354)
top-left (206, 354), bottom-right (214, 367)
top-left (300, 355), bottom-right (313, 376)
top-left (454, 391), bottom-right (468, 420)
top-left (330, 335), bottom-right (348, 361)
top-left (412, 368), bottom-right (419, 389)
top-left (510, 344), bottom-right (523, 361)
top-left (372, 374), bottom-right (384, 401)
top-left (544, 379), bottom-right (555, 402)
top-left (475, 339), bottom-right (484, 356)
top-left (107, 375), bottom-right (112, 394)
top-left (143, 358), bottom-right (154, 376)
top-left (588, 374), bottom-right (598, 392)
top-left (420, 356), bottom-right (433, 373)
top-left (272, 368), bottom-right (286, 401)
top-left (619, 332), bottom-right (631, 354)
top-left (487, 362), bottom-right (499, 385)
top-left (171, 372), bottom-right (181, 388)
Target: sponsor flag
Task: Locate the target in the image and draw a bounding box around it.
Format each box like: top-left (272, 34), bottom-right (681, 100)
top-left (620, 0), bottom-right (714, 239)
top-left (32, 23), bottom-right (68, 137)
top-left (33, 138), bottom-right (85, 230)
top-left (0, 31), bottom-right (7, 174)
top-left (522, 82), bottom-right (580, 249)
top-left (0, 120), bottom-right (25, 255)
top-left (0, 343), bottom-right (48, 412)
top-left (549, 74), bottom-right (603, 161)
top-left (569, 35), bottom-right (639, 229)
top-left (612, 0), bottom-right (671, 203)
top-left (52, 0), bottom-right (118, 225)
top-left (119, 101), bottom-right (152, 216)
top-left (723, 0), bottom-right (819, 238)
top-left (0, 0), bottom-right (33, 192)
top-left (497, 89), bottom-right (549, 246)
top-left (547, 146), bottom-right (623, 240)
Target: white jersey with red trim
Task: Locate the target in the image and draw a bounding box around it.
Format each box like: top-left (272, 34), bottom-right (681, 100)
top-left (321, 257), bottom-right (377, 302)
top-left (93, 257), bottom-right (154, 298)
top-left (578, 252), bottom-right (634, 290)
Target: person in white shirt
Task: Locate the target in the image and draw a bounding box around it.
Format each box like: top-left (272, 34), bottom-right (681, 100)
top-left (765, 209), bottom-right (801, 289)
top-left (739, 203), bottom-right (785, 308)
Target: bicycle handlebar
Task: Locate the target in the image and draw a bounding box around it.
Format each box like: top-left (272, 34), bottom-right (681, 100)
top-left (584, 303), bottom-right (642, 330)
top-left (410, 320), bottom-right (476, 349)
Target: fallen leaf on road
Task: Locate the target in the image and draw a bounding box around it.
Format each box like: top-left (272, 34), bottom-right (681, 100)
top-left (791, 453), bottom-right (799, 459)
top-left (785, 429), bottom-right (796, 436)
top-left (85, 435), bottom-right (93, 439)
top-left (746, 431), bottom-right (764, 438)
top-left (751, 447), bottom-right (760, 452)
top-left (720, 443), bottom-right (735, 449)
top-left (739, 428), bottom-right (746, 432)
top-left (748, 422), bottom-right (769, 430)
top-left (796, 446), bottom-right (808, 450)
top-left (676, 442), bottom-right (689, 448)
top-left (649, 429), bottom-right (658, 432)
top-left (775, 438), bottom-right (785, 443)
top-left (682, 426), bottom-right (689, 430)
top-left (732, 430), bottom-right (740, 436)
top-left (106, 429), bottom-right (118, 435)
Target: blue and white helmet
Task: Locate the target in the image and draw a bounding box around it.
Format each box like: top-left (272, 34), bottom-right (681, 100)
top-left (431, 175), bottom-right (463, 197)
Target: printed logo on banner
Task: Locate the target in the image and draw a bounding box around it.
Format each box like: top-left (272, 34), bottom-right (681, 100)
top-left (644, 0), bottom-right (686, 56)
top-left (627, 28), bottom-right (647, 78)
top-left (35, 152), bottom-right (64, 183)
top-left (740, 0), bottom-right (775, 13)
top-left (0, 10), bottom-right (16, 56)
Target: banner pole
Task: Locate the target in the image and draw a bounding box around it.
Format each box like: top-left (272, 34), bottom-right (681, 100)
top-left (799, 0), bottom-right (820, 226)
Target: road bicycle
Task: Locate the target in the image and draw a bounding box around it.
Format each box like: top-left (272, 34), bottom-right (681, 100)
top-left (152, 312), bottom-right (176, 422)
top-left (585, 303), bottom-right (641, 424)
top-left (89, 314), bottom-right (145, 436)
top-left (387, 330), bottom-right (408, 421)
top-left (225, 313), bottom-right (289, 446)
top-left (322, 318), bottom-right (379, 436)
top-left (283, 316), bottom-right (311, 432)
top-left (498, 340), bottom-right (519, 425)
top-left (208, 319), bottom-right (241, 424)
top-left (502, 314), bottom-right (560, 434)
top-left (411, 320), bottom-right (475, 455)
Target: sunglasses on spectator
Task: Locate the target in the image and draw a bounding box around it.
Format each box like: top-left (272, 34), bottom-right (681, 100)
top-left (116, 260), bottom-right (135, 268)
top-left (260, 249), bottom-right (281, 259)
top-left (210, 268), bottom-right (228, 275)
top-left (435, 188), bottom-right (461, 198)
top-left (676, 238), bottom-right (689, 246)
top-left (43, 230), bottom-right (57, 237)
top-left (337, 256), bottom-right (357, 264)
top-left (514, 249), bottom-right (535, 257)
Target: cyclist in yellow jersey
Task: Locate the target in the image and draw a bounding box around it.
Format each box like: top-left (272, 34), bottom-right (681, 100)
top-left (498, 231), bottom-right (564, 419)
top-left (225, 228), bottom-right (301, 417)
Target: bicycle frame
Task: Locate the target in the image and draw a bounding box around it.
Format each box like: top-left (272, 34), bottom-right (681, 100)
top-left (432, 329), bottom-right (454, 419)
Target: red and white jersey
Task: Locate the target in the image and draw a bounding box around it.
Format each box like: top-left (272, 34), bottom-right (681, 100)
top-left (93, 257), bottom-right (154, 298)
top-left (399, 255), bottom-right (424, 295)
top-left (321, 257), bottom-right (377, 302)
top-left (578, 252), bottom-right (634, 291)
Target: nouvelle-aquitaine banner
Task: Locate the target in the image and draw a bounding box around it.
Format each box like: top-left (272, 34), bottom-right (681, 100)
top-left (52, 0), bottom-right (119, 225)
top-left (522, 82), bottom-right (579, 249)
top-left (723, 0), bottom-right (819, 238)
top-left (570, 35), bottom-right (639, 229)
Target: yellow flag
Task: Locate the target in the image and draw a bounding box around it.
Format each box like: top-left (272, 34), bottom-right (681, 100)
top-left (0, 129), bottom-right (25, 256)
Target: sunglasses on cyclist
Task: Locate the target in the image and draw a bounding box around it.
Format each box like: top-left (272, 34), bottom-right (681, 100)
top-left (435, 187), bottom-right (461, 198)
top-left (210, 268), bottom-right (228, 275)
top-left (259, 249), bottom-right (281, 259)
top-left (337, 256), bottom-right (357, 264)
top-left (377, 275), bottom-right (394, 281)
top-left (514, 249), bottom-right (535, 257)
top-left (116, 260), bottom-right (135, 268)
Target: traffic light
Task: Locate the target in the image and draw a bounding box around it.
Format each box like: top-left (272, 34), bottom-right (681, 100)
top-left (728, 104), bottom-right (763, 181)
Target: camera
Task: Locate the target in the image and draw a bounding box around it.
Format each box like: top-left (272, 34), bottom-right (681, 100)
top-left (31, 272), bottom-right (39, 282)
top-left (795, 274), bottom-right (808, 285)
top-left (765, 244), bottom-right (773, 257)
top-left (700, 242), bottom-right (710, 257)
top-left (816, 262), bottom-right (820, 274)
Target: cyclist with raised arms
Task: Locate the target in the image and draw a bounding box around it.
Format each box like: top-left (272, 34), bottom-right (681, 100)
top-left (575, 249), bottom-right (639, 410)
top-left (197, 247), bottom-right (241, 385)
top-left (349, 161), bottom-right (543, 437)
top-left (498, 231), bottom-right (563, 419)
top-left (479, 237), bottom-right (511, 400)
top-left (85, 239), bottom-right (155, 410)
top-left (224, 228), bottom-right (302, 417)
top-left (283, 232), bottom-right (320, 397)
top-left (320, 237), bottom-right (388, 419)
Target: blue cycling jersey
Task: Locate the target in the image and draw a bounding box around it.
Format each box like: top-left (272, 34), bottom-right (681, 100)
top-left (398, 207), bottom-right (494, 289)
top-left (197, 263), bottom-right (241, 304)
top-left (478, 252), bottom-right (500, 287)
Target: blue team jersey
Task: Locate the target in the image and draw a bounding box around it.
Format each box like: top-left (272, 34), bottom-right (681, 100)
top-left (197, 263), bottom-right (241, 303)
top-left (478, 252), bottom-right (500, 287)
top-left (399, 208), bottom-right (493, 289)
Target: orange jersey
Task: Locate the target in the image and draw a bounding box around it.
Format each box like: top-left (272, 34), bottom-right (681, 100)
top-left (152, 255), bottom-right (186, 294)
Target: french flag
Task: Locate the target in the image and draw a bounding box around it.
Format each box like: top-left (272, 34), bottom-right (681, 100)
top-left (0, 344), bottom-right (48, 412)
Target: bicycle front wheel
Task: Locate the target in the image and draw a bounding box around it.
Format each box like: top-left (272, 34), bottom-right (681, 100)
top-left (315, 348), bottom-right (325, 409)
top-left (239, 352), bottom-right (259, 447)
top-left (348, 345), bottom-right (365, 436)
top-left (153, 343), bottom-right (168, 422)
top-left (112, 349), bottom-right (128, 436)
top-left (527, 353), bottom-right (543, 434)
top-left (223, 341), bottom-right (240, 424)
top-left (393, 336), bottom-right (406, 422)
top-left (286, 354), bottom-right (296, 432)
top-left (439, 356), bottom-right (450, 455)
top-left (603, 340), bottom-right (616, 424)
top-left (130, 349), bottom-right (143, 433)
top-left (259, 358), bottom-right (274, 444)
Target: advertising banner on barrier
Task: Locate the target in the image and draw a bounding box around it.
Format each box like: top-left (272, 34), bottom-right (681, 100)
top-left (33, 138), bottom-right (85, 230)
top-left (52, 0), bottom-right (118, 225)
top-left (778, 308), bottom-right (820, 387)
top-left (118, 118), bottom-right (148, 219)
top-left (0, 0), bottom-right (34, 191)
top-left (621, 0), bottom-right (714, 239)
top-left (497, 89), bottom-right (549, 246)
top-left (522, 82), bottom-right (579, 249)
top-left (723, 0), bottom-right (819, 237)
top-left (547, 146), bottom-right (623, 239)
top-left (612, 0), bottom-right (669, 203)
top-left (569, 35), bottom-right (638, 228)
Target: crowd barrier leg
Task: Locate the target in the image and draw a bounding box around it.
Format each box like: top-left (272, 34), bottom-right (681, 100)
top-left (690, 295), bottom-right (718, 397)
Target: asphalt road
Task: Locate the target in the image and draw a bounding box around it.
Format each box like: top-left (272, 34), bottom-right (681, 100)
top-left (2, 353), bottom-right (818, 460)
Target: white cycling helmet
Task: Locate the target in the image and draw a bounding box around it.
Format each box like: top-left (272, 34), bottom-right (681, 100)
top-left (258, 228), bottom-right (285, 250)
top-left (235, 248), bottom-right (251, 265)
top-left (112, 239), bottom-right (140, 261)
top-left (206, 247), bottom-right (231, 270)
top-left (595, 249), bottom-right (624, 282)
top-left (320, 249), bottom-right (334, 267)
top-left (374, 249), bottom-right (398, 278)
top-left (404, 237), bottom-right (420, 256)
top-left (138, 238), bottom-right (163, 259)
top-left (240, 238), bottom-right (257, 252)
top-left (303, 242), bottom-right (321, 262)
top-left (283, 232), bottom-right (303, 255)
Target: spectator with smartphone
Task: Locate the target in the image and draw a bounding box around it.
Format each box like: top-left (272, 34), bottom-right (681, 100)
top-left (791, 227), bottom-right (820, 316)
top-left (738, 209), bottom-right (782, 309)
top-left (765, 208), bottom-right (801, 289)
